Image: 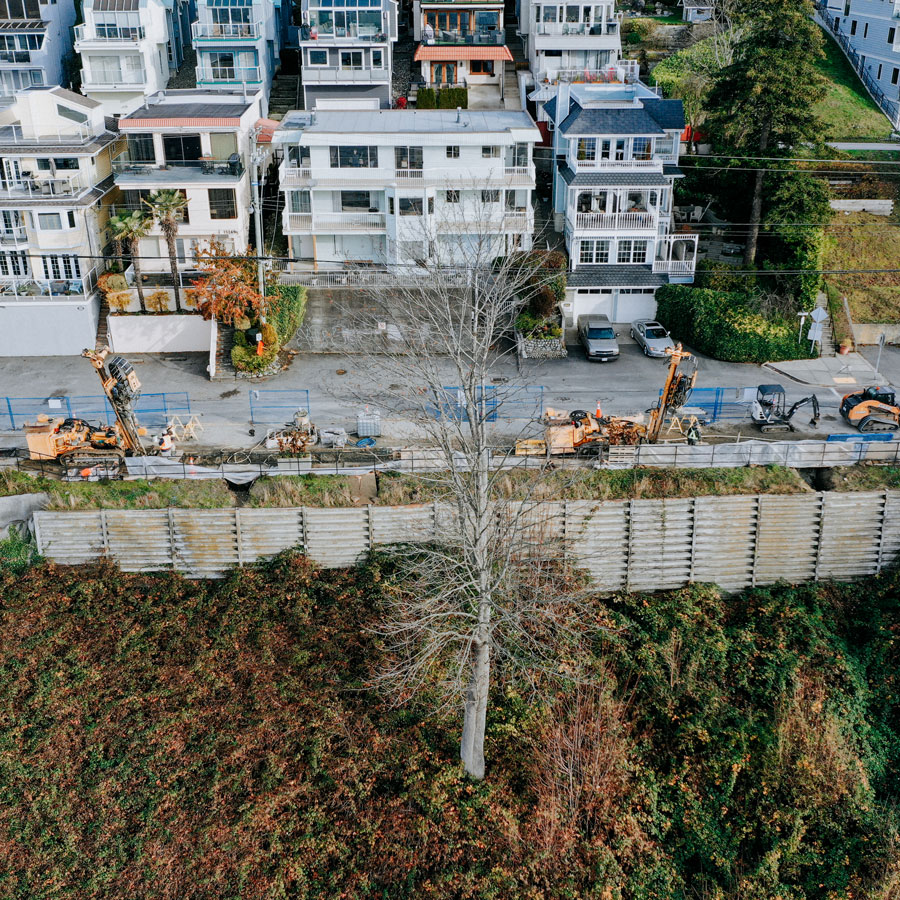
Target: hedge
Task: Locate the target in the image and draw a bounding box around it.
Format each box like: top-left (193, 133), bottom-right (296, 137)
top-left (231, 329), bottom-right (279, 373)
top-left (416, 86), bottom-right (468, 109)
top-left (656, 284), bottom-right (816, 363)
top-left (267, 284), bottom-right (307, 345)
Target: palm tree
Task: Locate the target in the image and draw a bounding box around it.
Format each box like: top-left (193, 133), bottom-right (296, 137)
top-left (145, 189), bottom-right (188, 311)
top-left (107, 212), bottom-right (130, 269)
top-left (116, 211), bottom-right (153, 312)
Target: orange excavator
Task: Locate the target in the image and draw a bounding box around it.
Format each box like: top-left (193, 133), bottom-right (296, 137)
top-left (840, 386), bottom-right (900, 433)
top-left (517, 345), bottom-right (698, 455)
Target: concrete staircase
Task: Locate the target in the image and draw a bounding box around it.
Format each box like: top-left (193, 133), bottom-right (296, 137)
top-left (503, 24), bottom-right (526, 110)
top-left (815, 290), bottom-right (836, 357)
top-left (269, 72), bottom-right (301, 119)
top-left (212, 324), bottom-right (237, 380)
top-left (95, 295), bottom-right (110, 350)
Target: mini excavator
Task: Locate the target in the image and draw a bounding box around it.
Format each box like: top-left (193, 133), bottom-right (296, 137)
top-left (516, 345), bottom-right (698, 456)
top-left (24, 347), bottom-right (148, 472)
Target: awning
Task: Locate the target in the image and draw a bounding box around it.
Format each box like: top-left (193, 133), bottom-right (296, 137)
top-left (414, 44), bottom-right (513, 62)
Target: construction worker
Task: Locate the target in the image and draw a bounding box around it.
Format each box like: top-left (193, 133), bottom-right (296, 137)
top-left (158, 427), bottom-right (175, 456)
top-left (686, 422), bottom-right (702, 446)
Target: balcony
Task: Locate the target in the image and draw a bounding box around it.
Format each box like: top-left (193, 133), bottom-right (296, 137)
top-left (570, 157), bottom-right (665, 171)
top-left (537, 60), bottom-right (640, 84)
top-left (440, 212), bottom-right (532, 232)
top-left (195, 65), bottom-right (262, 85)
top-left (533, 21), bottom-right (618, 36)
top-left (192, 21), bottom-right (261, 41)
top-left (422, 29), bottom-right (505, 45)
top-left (298, 25), bottom-right (390, 42)
top-left (0, 225), bottom-right (27, 244)
top-left (653, 234), bottom-right (698, 280)
top-left (0, 173), bottom-right (87, 200)
top-left (280, 164), bottom-right (535, 188)
top-left (281, 165), bottom-right (312, 186)
top-left (395, 168), bottom-right (424, 180)
top-left (74, 23), bottom-right (145, 44)
top-left (0, 267), bottom-right (99, 300)
top-left (0, 123), bottom-right (101, 146)
top-left (112, 154), bottom-right (245, 182)
top-left (569, 211), bottom-right (657, 231)
top-left (285, 211), bottom-right (386, 231)
top-left (80, 66), bottom-right (147, 89)
top-left (0, 49), bottom-right (31, 63)
top-left (302, 65), bottom-right (389, 83)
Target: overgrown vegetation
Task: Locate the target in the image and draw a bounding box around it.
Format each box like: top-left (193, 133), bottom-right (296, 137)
top-left (2, 556), bottom-right (899, 898)
top-left (656, 284), bottom-right (817, 362)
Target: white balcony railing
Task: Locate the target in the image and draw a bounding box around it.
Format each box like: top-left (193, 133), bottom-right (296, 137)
top-left (653, 234), bottom-right (698, 277)
top-left (286, 211), bottom-right (386, 231)
top-left (191, 21), bottom-right (261, 40)
top-left (533, 21), bottom-right (619, 36)
top-left (653, 258), bottom-right (696, 276)
top-left (0, 173), bottom-right (87, 199)
top-left (80, 66), bottom-right (147, 87)
top-left (301, 65), bottom-right (389, 83)
top-left (196, 65), bottom-right (262, 84)
top-left (281, 165), bottom-right (312, 186)
top-left (0, 123), bottom-right (99, 145)
top-left (571, 158), bottom-right (664, 171)
top-left (571, 211), bottom-right (657, 231)
top-left (282, 165), bottom-right (535, 189)
top-left (74, 22), bottom-right (145, 43)
top-left (395, 168), bottom-right (424, 180)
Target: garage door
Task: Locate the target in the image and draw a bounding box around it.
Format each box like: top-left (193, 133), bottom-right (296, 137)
top-left (613, 290), bottom-right (657, 323)
top-left (571, 289), bottom-right (613, 323)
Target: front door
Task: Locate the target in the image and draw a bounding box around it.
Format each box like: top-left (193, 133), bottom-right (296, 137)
top-left (1, 158), bottom-right (20, 188)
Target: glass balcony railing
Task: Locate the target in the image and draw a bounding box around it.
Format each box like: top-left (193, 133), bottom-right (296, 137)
top-left (112, 154), bottom-right (245, 178)
top-left (534, 20), bottom-right (618, 35)
top-left (75, 23), bottom-right (145, 42)
top-left (422, 29), bottom-right (505, 45)
top-left (191, 21), bottom-right (262, 40)
top-left (80, 66), bottom-right (146, 87)
top-left (195, 65), bottom-right (262, 84)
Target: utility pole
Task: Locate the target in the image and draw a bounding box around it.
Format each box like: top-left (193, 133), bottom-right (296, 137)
top-left (249, 126), bottom-right (267, 304)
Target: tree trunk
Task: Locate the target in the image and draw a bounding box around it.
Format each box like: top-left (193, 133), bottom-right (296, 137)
top-left (132, 239), bottom-right (146, 313)
top-left (460, 635), bottom-right (490, 779)
top-left (165, 226), bottom-right (182, 311)
top-left (743, 123), bottom-right (771, 268)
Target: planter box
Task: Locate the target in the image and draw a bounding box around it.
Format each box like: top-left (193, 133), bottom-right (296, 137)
top-left (516, 330), bottom-right (568, 359)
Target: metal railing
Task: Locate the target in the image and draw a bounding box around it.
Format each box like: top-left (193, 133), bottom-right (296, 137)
top-left (0, 226), bottom-right (27, 244)
top-left (298, 26), bottom-right (389, 42)
top-left (75, 22), bottom-right (145, 42)
top-left (277, 265), bottom-right (471, 287)
top-left (422, 29), bottom-right (505, 44)
top-left (0, 123), bottom-right (102, 145)
top-left (533, 21), bottom-right (618, 36)
top-left (195, 65), bottom-right (262, 84)
top-left (80, 66), bottom-right (147, 86)
top-left (248, 389), bottom-right (311, 425)
top-left (112, 155), bottom-right (245, 178)
top-left (301, 65), bottom-right (388, 82)
top-left (538, 61), bottom-right (640, 84)
top-left (0, 173), bottom-right (87, 199)
top-left (192, 21), bottom-right (261, 40)
top-left (0, 267), bottom-right (99, 301)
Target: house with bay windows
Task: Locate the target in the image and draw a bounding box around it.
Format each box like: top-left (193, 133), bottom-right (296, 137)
top-left (274, 107), bottom-right (539, 270)
top-left (0, 87), bottom-right (120, 355)
top-left (545, 81), bottom-right (697, 326)
top-left (297, 0), bottom-right (398, 109)
top-left (193, 0), bottom-right (284, 113)
top-left (76, 0), bottom-right (192, 116)
top-left (411, 0), bottom-right (511, 104)
top-left (110, 89), bottom-right (263, 273)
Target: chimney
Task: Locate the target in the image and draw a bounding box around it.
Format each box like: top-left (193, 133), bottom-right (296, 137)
top-left (557, 83), bottom-right (571, 124)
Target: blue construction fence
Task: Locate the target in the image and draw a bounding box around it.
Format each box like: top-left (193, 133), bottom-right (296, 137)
top-left (671, 387), bottom-right (751, 423)
top-left (1, 392), bottom-right (191, 431)
top-left (428, 386), bottom-right (545, 422)
top-left (249, 389), bottom-right (311, 425)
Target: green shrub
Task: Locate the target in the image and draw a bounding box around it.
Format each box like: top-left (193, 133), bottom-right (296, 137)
top-left (437, 86), bottom-right (468, 109)
top-left (231, 340), bottom-right (279, 373)
top-left (416, 87), bottom-right (437, 109)
top-left (267, 284), bottom-right (307, 344)
top-left (516, 310), bottom-right (562, 339)
top-left (656, 284), bottom-right (816, 363)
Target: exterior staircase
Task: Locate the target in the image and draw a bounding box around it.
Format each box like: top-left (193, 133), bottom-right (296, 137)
top-left (212, 323), bottom-right (237, 380)
top-left (95, 295), bottom-right (110, 350)
top-left (269, 72), bottom-right (301, 119)
top-left (503, 24), bottom-right (526, 110)
top-left (815, 290), bottom-right (836, 357)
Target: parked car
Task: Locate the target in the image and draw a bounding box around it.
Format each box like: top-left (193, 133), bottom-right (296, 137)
top-left (630, 319), bottom-right (675, 357)
top-left (578, 315), bottom-right (619, 362)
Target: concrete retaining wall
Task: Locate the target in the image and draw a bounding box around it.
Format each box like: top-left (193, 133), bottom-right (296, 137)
top-left (108, 314), bottom-right (213, 354)
top-left (830, 199), bottom-right (894, 215)
top-left (851, 323), bottom-right (900, 345)
top-left (0, 297), bottom-right (100, 356)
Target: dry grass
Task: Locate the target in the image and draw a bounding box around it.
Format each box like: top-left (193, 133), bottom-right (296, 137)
top-left (825, 213), bottom-right (900, 324)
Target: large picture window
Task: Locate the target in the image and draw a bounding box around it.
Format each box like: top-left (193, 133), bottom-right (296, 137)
top-left (616, 239), bottom-right (648, 263)
top-left (399, 197), bottom-right (423, 216)
top-left (579, 239), bottom-right (609, 264)
top-left (208, 188), bottom-right (237, 219)
top-left (395, 146), bottom-right (423, 170)
top-left (329, 145), bottom-right (378, 168)
top-left (40, 254), bottom-right (81, 281)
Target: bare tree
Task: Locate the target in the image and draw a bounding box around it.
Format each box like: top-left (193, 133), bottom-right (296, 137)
top-left (348, 189), bottom-right (589, 779)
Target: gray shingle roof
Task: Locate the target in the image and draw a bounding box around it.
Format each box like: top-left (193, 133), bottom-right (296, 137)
top-left (641, 98), bottom-right (685, 131)
top-left (559, 102), bottom-right (666, 136)
top-left (567, 265), bottom-right (668, 288)
top-left (559, 164), bottom-right (671, 187)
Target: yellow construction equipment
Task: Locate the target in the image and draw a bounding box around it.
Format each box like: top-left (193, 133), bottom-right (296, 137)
top-left (24, 347), bottom-right (148, 471)
top-left (516, 345), bottom-right (698, 456)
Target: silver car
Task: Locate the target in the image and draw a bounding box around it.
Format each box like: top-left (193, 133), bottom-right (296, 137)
top-left (630, 319), bottom-right (675, 358)
top-left (578, 315), bottom-right (620, 362)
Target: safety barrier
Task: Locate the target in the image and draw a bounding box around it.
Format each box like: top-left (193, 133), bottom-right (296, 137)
top-left (428, 385), bottom-right (544, 422)
top-left (248, 389), bottom-right (312, 425)
top-left (673, 387), bottom-right (751, 423)
top-left (1, 392), bottom-right (191, 430)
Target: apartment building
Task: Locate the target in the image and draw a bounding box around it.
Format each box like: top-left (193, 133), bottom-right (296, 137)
top-left (0, 87), bottom-right (120, 355)
top-left (516, 0), bottom-right (621, 87)
top-left (76, 0), bottom-right (192, 117)
top-left (274, 107), bottom-right (539, 270)
top-left (297, 0), bottom-right (398, 109)
top-left (545, 82), bottom-right (697, 325)
top-left (193, 0), bottom-right (283, 113)
top-left (0, 0), bottom-right (77, 98)
top-left (112, 89), bottom-right (263, 272)
top-left (411, 0), bottom-right (511, 103)
top-left (819, 0), bottom-right (900, 128)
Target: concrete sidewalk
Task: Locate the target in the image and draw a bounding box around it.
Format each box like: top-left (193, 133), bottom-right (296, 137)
top-left (764, 352), bottom-right (884, 388)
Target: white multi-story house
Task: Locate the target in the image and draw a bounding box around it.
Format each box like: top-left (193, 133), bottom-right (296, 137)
top-left (0, 87), bottom-right (120, 355)
top-left (545, 82), bottom-right (697, 325)
top-left (76, 0), bottom-right (192, 117)
top-left (517, 0), bottom-right (621, 86)
top-left (818, 0), bottom-right (900, 130)
top-left (0, 0), bottom-right (77, 98)
top-left (274, 107), bottom-right (539, 270)
top-left (297, 0), bottom-right (397, 109)
top-left (111, 89), bottom-right (263, 272)
top-left (411, 0), bottom-right (511, 104)
top-left (193, 0), bottom-right (282, 113)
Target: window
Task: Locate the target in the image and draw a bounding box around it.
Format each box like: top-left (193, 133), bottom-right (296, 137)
top-left (470, 60), bottom-right (493, 74)
top-left (372, 49), bottom-right (383, 68)
top-left (36, 159), bottom-right (51, 171)
top-left (395, 146), bottom-right (423, 170)
top-left (654, 135), bottom-right (675, 157)
top-left (599, 139), bottom-right (612, 160)
top-left (67, 210), bottom-right (76, 228)
top-left (36, 158), bottom-right (79, 171)
top-left (616, 239), bottom-right (648, 263)
top-left (446, 189), bottom-right (460, 203)
top-left (57, 104), bottom-right (87, 125)
top-left (0, 0), bottom-right (41, 19)
top-left (399, 197), bottom-right (423, 215)
top-left (428, 196), bottom-right (434, 214)
top-left (632, 137), bottom-right (651, 161)
top-left (340, 190), bottom-right (372, 210)
top-left (481, 189), bottom-right (500, 203)
top-left (162, 133), bottom-right (202, 163)
top-left (890, 28), bottom-right (896, 45)
top-left (446, 145), bottom-right (460, 158)
top-left (878, 64), bottom-right (883, 80)
top-left (208, 51), bottom-right (236, 79)
top-left (850, 20), bottom-right (857, 35)
top-left (330, 145), bottom-right (378, 168)
top-left (505, 189), bottom-right (525, 210)
top-left (482, 146), bottom-right (500, 158)
top-left (208, 188), bottom-right (237, 219)
top-left (37, 213), bottom-right (62, 230)
top-left (576, 138), bottom-right (596, 161)
top-left (388, 197), bottom-right (394, 215)
top-left (615, 139), bottom-right (626, 161)
top-left (579, 239), bottom-right (609, 264)
top-left (843, 0), bottom-right (850, 14)
top-left (893, 68), bottom-right (899, 86)
top-left (0, 250), bottom-right (27, 276)
top-left (41, 254), bottom-right (81, 281)
top-left (308, 49), bottom-right (328, 65)
top-left (127, 134), bottom-right (155, 162)
top-left (863, 22), bottom-right (868, 38)
top-left (340, 50), bottom-right (363, 69)
top-left (289, 190), bottom-right (311, 213)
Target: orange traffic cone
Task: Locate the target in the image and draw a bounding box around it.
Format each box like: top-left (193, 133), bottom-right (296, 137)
top-left (256, 339), bottom-right (264, 356)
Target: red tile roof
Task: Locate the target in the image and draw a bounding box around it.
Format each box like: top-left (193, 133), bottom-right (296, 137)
top-left (414, 44), bottom-right (513, 61)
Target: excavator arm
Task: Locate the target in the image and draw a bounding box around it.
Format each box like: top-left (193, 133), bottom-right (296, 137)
top-left (786, 394), bottom-right (820, 427)
top-left (82, 347), bottom-right (146, 454)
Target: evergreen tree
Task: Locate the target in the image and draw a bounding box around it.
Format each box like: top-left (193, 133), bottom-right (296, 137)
top-left (707, 0), bottom-right (827, 266)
